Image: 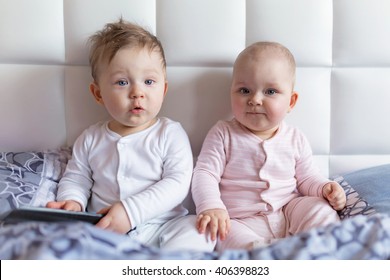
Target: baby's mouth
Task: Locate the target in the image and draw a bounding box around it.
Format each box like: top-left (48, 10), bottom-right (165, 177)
top-left (247, 111), bottom-right (264, 114)
top-left (130, 106), bottom-right (144, 113)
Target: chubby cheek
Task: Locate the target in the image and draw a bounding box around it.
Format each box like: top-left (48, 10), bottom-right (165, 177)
top-left (268, 103), bottom-right (289, 121)
top-left (104, 97), bottom-right (126, 114)
top-left (150, 94), bottom-right (165, 110)
top-left (231, 97), bottom-right (245, 117)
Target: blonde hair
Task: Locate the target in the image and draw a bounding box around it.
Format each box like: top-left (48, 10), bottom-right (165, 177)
top-left (88, 18), bottom-right (166, 81)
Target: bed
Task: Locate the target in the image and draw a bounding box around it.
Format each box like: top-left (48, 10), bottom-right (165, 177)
top-left (1, 0), bottom-right (390, 260)
top-left (1, 149), bottom-right (390, 260)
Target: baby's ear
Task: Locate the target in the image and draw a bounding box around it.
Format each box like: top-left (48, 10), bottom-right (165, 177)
top-left (163, 81), bottom-right (168, 97)
top-left (288, 91), bottom-right (299, 112)
top-left (90, 82), bottom-right (104, 105)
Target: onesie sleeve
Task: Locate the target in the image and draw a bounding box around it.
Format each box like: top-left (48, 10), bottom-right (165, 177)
top-left (192, 121), bottom-right (227, 214)
top-left (56, 130), bottom-right (93, 211)
top-left (295, 131), bottom-right (330, 197)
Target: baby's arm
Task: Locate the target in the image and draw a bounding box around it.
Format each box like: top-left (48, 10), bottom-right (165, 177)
top-left (95, 202), bottom-right (132, 234)
top-left (46, 200), bottom-right (82, 211)
top-left (48, 130), bottom-right (94, 212)
top-left (322, 182), bottom-right (346, 211)
top-left (294, 129), bottom-right (346, 211)
top-left (192, 122), bottom-right (230, 240)
top-left (197, 208), bottom-right (230, 241)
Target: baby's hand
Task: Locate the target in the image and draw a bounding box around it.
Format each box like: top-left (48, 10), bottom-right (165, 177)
top-left (322, 182), bottom-right (347, 211)
top-left (197, 208), bottom-right (230, 241)
top-left (46, 200), bottom-right (82, 212)
top-left (95, 202), bottom-right (132, 234)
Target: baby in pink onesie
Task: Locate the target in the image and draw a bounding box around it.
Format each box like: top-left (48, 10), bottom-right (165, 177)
top-left (191, 42), bottom-right (346, 251)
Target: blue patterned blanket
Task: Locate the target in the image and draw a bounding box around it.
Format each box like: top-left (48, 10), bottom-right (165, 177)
top-left (1, 213), bottom-right (389, 259)
top-left (1, 150), bottom-right (389, 260)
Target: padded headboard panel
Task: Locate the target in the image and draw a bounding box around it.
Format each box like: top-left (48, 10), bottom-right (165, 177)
top-left (1, 0), bottom-right (390, 177)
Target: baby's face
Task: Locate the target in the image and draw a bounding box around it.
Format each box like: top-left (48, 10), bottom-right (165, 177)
top-left (91, 47), bottom-right (167, 136)
top-left (230, 52), bottom-right (297, 139)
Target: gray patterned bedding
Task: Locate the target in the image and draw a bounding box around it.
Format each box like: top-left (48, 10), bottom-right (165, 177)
top-left (1, 149), bottom-right (390, 260)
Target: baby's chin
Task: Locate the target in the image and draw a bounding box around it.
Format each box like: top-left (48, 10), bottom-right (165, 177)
top-left (108, 118), bottom-right (157, 136)
top-left (246, 124), bottom-right (280, 140)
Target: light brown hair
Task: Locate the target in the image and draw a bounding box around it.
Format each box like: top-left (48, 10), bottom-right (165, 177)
top-left (88, 18), bottom-right (166, 81)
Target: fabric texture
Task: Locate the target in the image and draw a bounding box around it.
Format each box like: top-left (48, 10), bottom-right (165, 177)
top-left (333, 175), bottom-right (376, 219)
top-left (57, 118), bottom-right (192, 228)
top-left (192, 119), bottom-right (337, 243)
top-left (192, 119), bottom-right (331, 217)
top-left (0, 149), bottom-right (70, 220)
top-left (1, 149), bottom-right (388, 259)
top-left (335, 164), bottom-right (390, 216)
top-left (1, 213), bottom-right (389, 259)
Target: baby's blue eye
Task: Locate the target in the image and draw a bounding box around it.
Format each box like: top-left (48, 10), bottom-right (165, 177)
top-left (117, 80), bottom-right (128, 86)
top-left (239, 88), bottom-right (250, 95)
top-left (145, 79), bottom-right (154, 85)
top-left (265, 89), bottom-right (277, 95)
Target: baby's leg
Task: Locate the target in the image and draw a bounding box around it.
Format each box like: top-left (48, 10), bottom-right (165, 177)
top-left (284, 196), bottom-right (340, 236)
top-left (216, 216), bottom-right (275, 251)
top-left (158, 215), bottom-right (216, 252)
top-left (127, 223), bottom-right (160, 248)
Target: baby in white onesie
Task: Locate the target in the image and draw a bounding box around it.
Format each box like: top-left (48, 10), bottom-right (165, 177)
top-left (47, 19), bottom-right (214, 252)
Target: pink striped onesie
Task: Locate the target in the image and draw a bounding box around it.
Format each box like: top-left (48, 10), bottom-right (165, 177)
top-left (192, 118), bottom-right (340, 250)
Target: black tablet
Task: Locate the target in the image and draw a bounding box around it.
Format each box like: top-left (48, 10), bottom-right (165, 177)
top-left (2, 206), bottom-right (103, 225)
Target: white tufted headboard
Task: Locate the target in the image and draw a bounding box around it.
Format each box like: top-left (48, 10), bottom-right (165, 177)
top-left (1, 0), bottom-right (390, 178)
